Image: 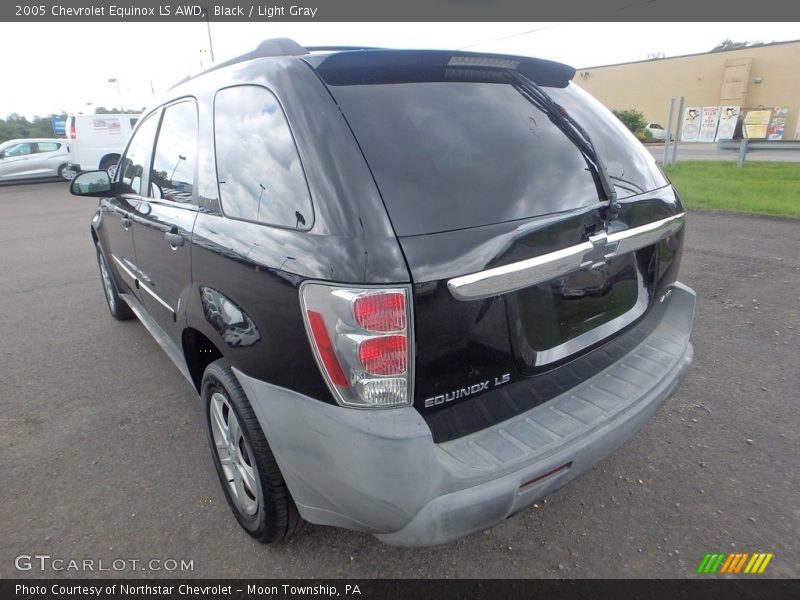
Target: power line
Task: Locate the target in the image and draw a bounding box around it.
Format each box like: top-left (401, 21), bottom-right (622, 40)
top-left (459, 23), bottom-right (565, 50)
top-left (458, 0), bottom-right (659, 51)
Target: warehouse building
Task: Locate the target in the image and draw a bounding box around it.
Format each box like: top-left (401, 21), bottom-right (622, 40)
top-left (574, 39), bottom-right (800, 140)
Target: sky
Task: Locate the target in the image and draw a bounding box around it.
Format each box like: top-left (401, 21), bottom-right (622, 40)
top-left (0, 21), bottom-right (798, 118)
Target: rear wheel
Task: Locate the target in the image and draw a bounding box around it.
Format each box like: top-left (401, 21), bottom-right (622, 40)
top-left (201, 359), bottom-right (303, 543)
top-left (99, 156), bottom-right (119, 179)
top-left (57, 164), bottom-right (74, 181)
top-left (96, 244), bottom-right (133, 320)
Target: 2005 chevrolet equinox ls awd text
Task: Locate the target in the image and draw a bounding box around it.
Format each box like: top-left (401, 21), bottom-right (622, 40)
top-left (70, 39), bottom-right (695, 547)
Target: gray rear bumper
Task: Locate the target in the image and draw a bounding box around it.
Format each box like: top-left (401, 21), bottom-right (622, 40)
top-left (234, 282), bottom-right (695, 547)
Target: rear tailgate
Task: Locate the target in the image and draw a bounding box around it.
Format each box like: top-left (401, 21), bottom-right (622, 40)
top-left (400, 194), bottom-right (684, 440)
top-left (316, 52), bottom-right (684, 437)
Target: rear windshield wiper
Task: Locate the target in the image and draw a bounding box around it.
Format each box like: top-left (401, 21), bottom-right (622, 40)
top-left (505, 69), bottom-right (620, 219)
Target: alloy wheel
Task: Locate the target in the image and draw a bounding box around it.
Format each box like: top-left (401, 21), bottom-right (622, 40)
top-left (209, 391), bottom-right (259, 516)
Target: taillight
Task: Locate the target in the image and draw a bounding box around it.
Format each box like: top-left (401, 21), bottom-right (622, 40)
top-left (358, 335), bottom-right (407, 375)
top-left (68, 120), bottom-right (76, 139)
top-left (301, 284), bottom-right (413, 408)
top-left (353, 292), bottom-right (406, 332)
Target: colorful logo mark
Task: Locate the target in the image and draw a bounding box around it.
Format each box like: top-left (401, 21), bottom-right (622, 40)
top-left (697, 552), bottom-right (774, 574)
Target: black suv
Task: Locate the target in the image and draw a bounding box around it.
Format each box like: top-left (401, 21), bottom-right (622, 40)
top-left (71, 39), bottom-right (695, 547)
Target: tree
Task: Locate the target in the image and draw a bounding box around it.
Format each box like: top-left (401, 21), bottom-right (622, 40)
top-left (94, 106), bottom-right (143, 115)
top-left (0, 113), bottom-right (67, 144)
top-left (612, 108), bottom-right (648, 135)
top-left (711, 39), bottom-right (764, 52)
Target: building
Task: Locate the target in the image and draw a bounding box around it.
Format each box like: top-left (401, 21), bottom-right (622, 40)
top-left (574, 40), bottom-right (800, 140)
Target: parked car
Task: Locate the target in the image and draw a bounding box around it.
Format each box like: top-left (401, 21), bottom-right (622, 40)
top-left (64, 113), bottom-right (140, 179)
top-left (70, 39), bottom-right (695, 547)
top-left (0, 138), bottom-right (72, 181)
top-left (645, 122), bottom-right (667, 140)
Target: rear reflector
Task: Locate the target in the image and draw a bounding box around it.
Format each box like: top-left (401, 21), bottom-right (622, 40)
top-left (519, 462), bottom-right (572, 490)
top-left (306, 310), bottom-right (349, 387)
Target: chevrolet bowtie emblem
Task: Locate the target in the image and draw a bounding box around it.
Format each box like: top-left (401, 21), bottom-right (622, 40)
top-left (581, 231), bottom-right (620, 270)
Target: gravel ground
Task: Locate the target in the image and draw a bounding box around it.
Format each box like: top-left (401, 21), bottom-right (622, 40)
top-left (1, 181), bottom-right (797, 578)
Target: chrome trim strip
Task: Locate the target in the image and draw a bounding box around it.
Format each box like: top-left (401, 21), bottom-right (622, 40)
top-left (111, 254), bottom-right (138, 284)
top-left (111, 253), bottom-right (174, 315)
top-left (607, 213), bottom-right (684, 257)
top-left (529, 270), bottom-right (649, 366)
top-left (118, 292), bottom-right (193, 385)
top-left (137, 279), bottom-right (175, 314)
top-left (447, 213), bottom-right (684, 301)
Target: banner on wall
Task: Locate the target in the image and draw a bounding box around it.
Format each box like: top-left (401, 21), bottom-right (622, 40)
top-left (680, 107), bottom-right (702, 141)
top-left (742, 109), bottom-right (773, 139)
top-left (767, 107), bottom-right (789, 141)
top-left (715, 106), bottom-right (741, 141)
top-left (698, 106), bottom-right (721, 142)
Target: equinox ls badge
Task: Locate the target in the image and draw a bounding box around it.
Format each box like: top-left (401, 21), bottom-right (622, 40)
top-left (425, 373), bottom-right (511, 408)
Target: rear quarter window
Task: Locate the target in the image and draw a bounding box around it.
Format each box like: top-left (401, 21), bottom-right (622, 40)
top-left (213, 85), bottom-right (313, 230)
top-left (35, 142), bottom-right (60, 152)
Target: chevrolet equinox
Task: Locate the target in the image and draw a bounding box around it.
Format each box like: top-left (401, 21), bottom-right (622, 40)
top-left (70, 39), bottom-right (695, 547)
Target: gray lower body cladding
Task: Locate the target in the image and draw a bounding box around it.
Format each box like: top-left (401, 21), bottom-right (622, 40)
top-left (233, 282), bottom-right (696, 547)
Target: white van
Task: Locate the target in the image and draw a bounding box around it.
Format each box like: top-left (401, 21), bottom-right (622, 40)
top-left (65, 114), bottom-right (140, 178)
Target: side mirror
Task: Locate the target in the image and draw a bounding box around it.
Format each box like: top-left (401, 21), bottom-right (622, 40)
top-left (70, 170), bottom-right (113, 197)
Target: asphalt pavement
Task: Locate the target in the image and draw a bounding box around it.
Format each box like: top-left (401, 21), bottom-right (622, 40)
top-left (1, 181), bottom-right (798, 578)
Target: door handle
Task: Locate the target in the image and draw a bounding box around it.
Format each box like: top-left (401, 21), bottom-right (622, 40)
top-left (121, 216), bottom-right (132, 228)
top-left (165, 230), bottom-right (185, 247)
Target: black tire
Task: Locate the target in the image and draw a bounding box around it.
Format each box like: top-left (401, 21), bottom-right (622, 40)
top-left (57, 164), bottom-right (72, 181)
top-left (99, 155), bottom-right (119, 177)
top-left (95, 243), bottom-right (134, 320)
top-left (201, 358), bottom-right (304, 543)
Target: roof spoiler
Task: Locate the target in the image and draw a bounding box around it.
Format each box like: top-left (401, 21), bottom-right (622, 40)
top-left (309, 50), bottom-right (576, 88)
top-left (171, 40), bottom-right (575, 90)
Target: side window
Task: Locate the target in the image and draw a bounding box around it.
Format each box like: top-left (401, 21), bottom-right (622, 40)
top-left (150, 101), bottom-right (198, 203)
top-left (5, 143), bottom-right (33, 157)
top-left (35, 142), bottom-right (60, 153)
top-left (118, 112), bottom-right (159, 196)
top-left (214, 85), bottom-right (312, 229)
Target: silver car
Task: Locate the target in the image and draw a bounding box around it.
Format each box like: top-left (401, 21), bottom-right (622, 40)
top-left (0, 138), bottom-right (73, 181)
top-left (645, 123), bottom-right (667, 140)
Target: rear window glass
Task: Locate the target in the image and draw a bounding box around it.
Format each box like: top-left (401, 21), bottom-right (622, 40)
top-left (330, 81), bottom-right (667, 236)
top-left (547, 84), bottom-right (669, 196)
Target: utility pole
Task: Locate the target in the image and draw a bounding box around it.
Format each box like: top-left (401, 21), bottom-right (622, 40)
top-left (205, 8), bottom-right (215, 63)
top-left (670, 97), bottom-right (685, 165)
top-left (108, 78), bottom-right (125, 112)
top-left (663, 98), bottom-right (674, 165)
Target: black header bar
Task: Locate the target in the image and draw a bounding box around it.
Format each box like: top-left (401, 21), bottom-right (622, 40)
top-left (3, 0), bottom-right (800, 22)
top-left (5, 579), bottom-right (800, 600)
